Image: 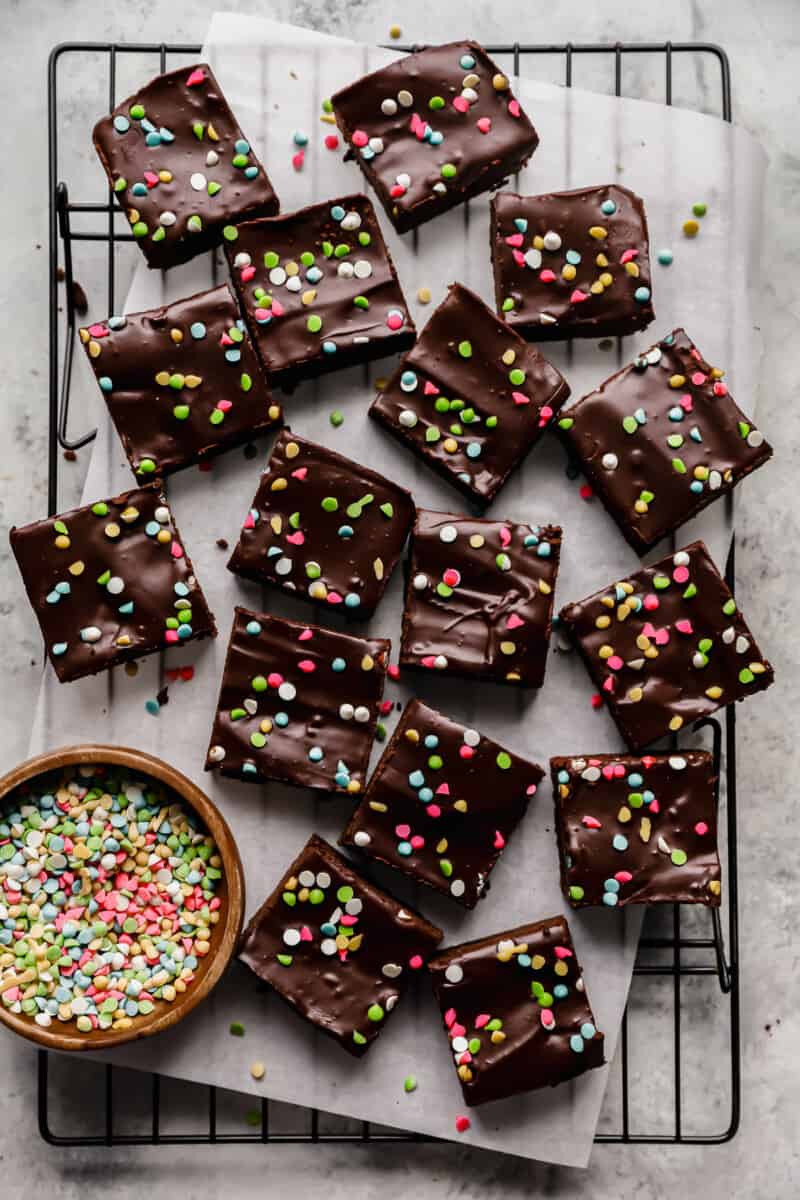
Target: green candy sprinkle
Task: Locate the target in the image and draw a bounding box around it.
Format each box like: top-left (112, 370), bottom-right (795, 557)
top-left (352, 1030), bottom-right (367, 1045)
top-left (569, 885), bottom-right (585, 901)
top-left (509, 368), bottom-right (526, 386)
top-left (131, 221), bottom-right (148, 239)
top-left (439, 859), bottom-right (453, 878)
top-left (671, 849), bottom-right (688, 866)
top-left (173, 404), bottom-right (190, 421)
top-left (353, 295), bottom-right (369, 309)
top-left (692, 202), bottom-right (707, 217)
top-left (458, 340), bottom-right (472, 358)
top-left (496, 751), bottom-right (512, 770)
top-left (558, 418), bottom-right (574, 431)
top-left (264, 251), bottom-right (280, 268)
top-left (380, 503), bottom-right (394, 518)
top-left (276, 954), bottom-right (293, 967)
top-left (129, 103), bottom-right (145, 120)
top-left (321, 497), bottom-right (339, 512)
top-left (739, 667), bottom-right (755, 684)
top-left (429, 96), bottom-right (445, 110)
top-left (722, 599), bottom-right (737, 616)
top-left (330, 410), bottom-right (344, 428)
top-left (367, 1004), bottom-right (384, 1022)
top-left (230, 1021), bottom-right (246, 1037)
top-left (441, 163), bottom-right (457, 179)
top-left (404, 1075), bottom-right (418, 1093)
top-left (622, 415), bottom-right (638, 434)
top-left (307, 314), bottom-right (322, 333)
top-left (223, 225), bottom-right (238, 241)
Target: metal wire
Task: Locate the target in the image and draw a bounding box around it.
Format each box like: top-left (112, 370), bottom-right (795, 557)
top-left (43, 39), bottom-right (738, 1149)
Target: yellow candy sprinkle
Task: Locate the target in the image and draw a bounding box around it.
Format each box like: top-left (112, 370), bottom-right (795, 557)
top-left (443, 437), bottom-right (459, 453)
top-left (285, 441), bottom-right (300, 459)
top-left (640, 817), bottom-right (652, 843)
top-left (88, 340), bottom-right (101, 358)
top-left (417, 287), bottom-right (431, 304)
top-left (270, 477), bottom-right (288, 491)
top-left (469, 534), bottom-right (485, 548)
top-left (54, 534), bottom-right (70, 550)
top-left (595, 615), bottom-right (611, 629)
top-left (369, 801), bottom-right (388, 813)
top-left (268, 404), bottom-right (281, 420)
top-left (389, 24), bottom-right (402, 38)
top-left (590, 280), bottom-right (605, 295)
top-left (554, 960), bottom-right (568, 977)
top-left (669, 374), bottom-right (686, 389)
top-left (669, 716), bottom-right (684, 731)
top-left (624, 261), bottom-right (640, 277)
top-left (250, 1062), bottom-right (266, 1080)
top-left (260, 718), bottom-right (273, 734)
top-left (104, 523), bottom-right (120, 539)
top-left (683, 219), bottom-right (700, 237)
top-left (599, 645), bottom-right (614, 659)
top-left (617, 603), bottom-right (632, 621)
top-left (184, 375), bottom-right (202, 388)
top-left (705, 686), bottom-right (723, 700)
top-left (270, 516), bottom-right (283, 535)
top-left (436, 839), bottom-right (449, 854)
top-left (170, 328), bottom-right (183, 344)
top-left (347, 780), bottom-right (361, 794)
top-left (589, 225), bottom-right (608, 240)
top-left (285, 260), bottom-right (299, 277)
top-left (627, 686), bottom-right (644, 702)
top-left (500, 641), bottom-right (516, 655)
top-left (158, 170), bottom-right (173, 183)
top-left (538, 580), bottom-right (551, 594)
top-left (361, 655), bottom-right (375, 671)
top-left (709, 880), bottom-right (721, 896)
top-left (207, 123), bottom-right (219, 142)
top-left (618, 806), bottom-right (632, 823)
top-left (493, 73), bottom-right (509, 91)
top-left (634, 499), bottom-right (649, 514)
top-left (531, 954), bottom-right (545, 970)
top-left (156, 530), bottom-right (170, 545)
top-left (599, 272), bottom-right (613, 287)
top-left (155, 370), bottom-right (170, 386)
top-left (405, 728), bottom-right (420, 743)
top-left (301, 289), bottom-right (317, 306)
top-left (562, 264), bottom-right (577, 281)
top-left (373, 558), bottom-right (384, 580)
top-left (453, 799), bottom-right (468, 813)
top-left (595, 253), bottom-right (609, 267)
top-left (502, 349), bottom-right (516, 365)
top-left (533, 235), bottom-right (544, 250)
top-left (68, 560), bottom-right (85, 576)
top-left (490, 1030), bottom-right (506, 1045)
top-left (79, 328), bottom-right (90, 344)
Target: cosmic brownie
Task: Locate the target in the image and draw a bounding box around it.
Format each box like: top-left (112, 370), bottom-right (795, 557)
top-left (331, 41), bottom-right (538, 234)
top-left (558, 541), bottom-right (774, 750)
top-left (80, 285), bottom-right (281, 480)
top-left (428, 916), bottom-right (604, 1106)
top-left (225, 195), bottom-right (414, 388)
top-left (551, 752), bottom-right (721, 907)
top-left (370, 282), bottom-right (570, 505)
top-left (227, 429), bottom-right (415, 617)
top-left (400, 510), bottom-right (561, 686)
top-left (557, 328), bottom-right (772, 554)
top-left (491, 184), bottom-right (654, 341)
top-left (93, 63), bottom-right (279, 270)
top-left (238, 835), bottom-right (443, 1057)
top-left (10, 485), bottom-right (216, 683)
top-left (340, 698), bottom-right (543, 908)
top-left (205, 608), bottom-right (389, 792)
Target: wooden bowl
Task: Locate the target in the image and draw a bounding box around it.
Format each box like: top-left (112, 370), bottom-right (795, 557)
top-left (0, 744), bottom-right (245, 1052)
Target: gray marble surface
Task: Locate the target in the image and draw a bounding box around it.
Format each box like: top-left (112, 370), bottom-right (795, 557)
top-left (0, 0), bottom-right (797, 1194)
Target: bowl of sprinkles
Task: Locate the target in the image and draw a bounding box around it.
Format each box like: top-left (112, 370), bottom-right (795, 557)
top-left (0, 744), bottom-right (244, 1050)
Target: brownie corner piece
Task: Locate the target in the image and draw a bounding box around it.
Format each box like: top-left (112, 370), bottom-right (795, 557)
top-left (80, 283), bottom-right (281, 479)
top-left (93, 62), bottom-right (279, 270)
top-left (227, 428), bottom-right (415, 616)
top-left (205, 608), bottom-right (390, 791)
top-left (428, 916), bottom-right (604, 1105)
top-left (10, 483), bottom-right (215, 683)
top-left (558, 540), bottom-right (774, 750)
top-left (551, 751), bottom-right (721, 907)
top-left (225, 194), bottom-right (415, 387)
top-left (238, 834), bottom-right (443, 1056)
top-left (556, 327), bottom-right (773, 554)
top-left (331, 41), bottom-right (538, 233)
top-left (400, 510), bottom-right (561, 686)
top-left (340, 697), bottom-right (543, 907)
top-left (370, 281), bottom-right (570, 505)
top-left (491, 183), bottom-right (654, 340)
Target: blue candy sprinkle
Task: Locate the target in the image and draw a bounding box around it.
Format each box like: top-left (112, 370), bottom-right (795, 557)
top-left (244, 166), bottom-right (259, 180)
top-left (99, 376), bottom-right (113, 392)
top-left (113, 115), bottom-right (130, 133)
top-left (409, 770), bottom-right (425, 789)
top-left (634, 286), bottom-right (651, 303)
top-left (330, 205), bottom-right (346, 222)
top-left (145, 699), bottom-right (160, 716)
top-left (570, 1034), bottom-right (585, 1053)
top-left (467, 443), bottom-right (481, 459)
top-left (338, 525), bottom-right (354, 539)
top-left (235, 139), bottom-right (251, 154)
top-left (418, 787), bottom-right (433, 803)
top-left (604, 878), bottom-right (620, 893)
top-left (400, 370), bottom-right (418, 392)
top-left (566, 249), bottom-right (582, 265)
top-left (308, 747), bottom-right (324, 762)
top-left (322, 341), bottom-right (337, 354)
top-left (275, 712), bottom-right (289, 727)
top-left (398, 841), bottom-right (413, 856)
top-left (601, 199), bottom-right (617, 215)
top-left (612, 834), bottom-right (629, 851)
top-left (513, 217), bottom-right (528, 233)
top-left (145, 132), bottom-right (162, 147)
top-left (331, 658), bottom-right (346, 672)
top-left (224, 348), bottom-right (241, 363)
top-left (460, 54), bottom-right (476, 69)
top-left (344, 593), bottom-right (360, 608)
top-left (424, 735), bottom-right (439, 749)
top-left (190, 322), bottom-right (207, 339)
top-left (581, 1022), bottom-right (597, 1040)
top-left (307, 266), bottom-right (323, 284)
top-left (627, 772), bottom-right (643, 787)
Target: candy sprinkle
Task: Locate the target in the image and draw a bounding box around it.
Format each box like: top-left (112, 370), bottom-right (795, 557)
top-left (330, 409), bottom-right (345, 428)
top-left (455, 1114), bottom-right (471, 1133)
top-left (682, 219), bottom-right (700, 238)
top-left (0, 762), bottom-right (223, 1034)
top-left (692, 202), bottom-right (707, 217)
top-left (404, 1074), bottom-right (418, 1093)
top-left (250, 1061), bottom-right (266, 1080)
top-left (230, 1021), bottom-right (246, 1037)
top-left (389, 24), bottom-right (402, 38)
top-left (657, 248), bottom-right (673, 266)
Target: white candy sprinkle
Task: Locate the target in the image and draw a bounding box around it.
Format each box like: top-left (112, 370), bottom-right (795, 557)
top-left (413, 573), bottom-right (428, 590)
top-left (736, 636), bottom-right (749, 654)
top-left (445, 964), bottom-right (464, 984)
top-left (345, 898), bottom-right (362, 915)
top-left (106, 576), bottom-right (124, 595)
top-left (439, 525), bottom-right (458, 543)
top-left (233, 252), bottom-right (251, 268)
top-left (722, 626), bottom-right (735, 644)
top-left (209, 745), bottom-right (225, 762)
top-left (673, 551), bottom-right (690, 567)
top-left (368, 137), bottom-right (384, 154)
top-left (159, 211), bottom-right (176, 226)
top-left (462, 729), bottom-right (480, 747)
top-left (190, 172), bottom-right (207, 191)
top-left (398, 89), bottom-right (413, 107)
top-left (645, 347), bottom-right (662, 365)
top-left (269, 267), bottom-right (287, 286)
top-left (602, 453), bottom-right (619, 470)
top-left (354, 831), bottom-right (371, 847)
top-left (80, 626), bottom-right (102, 643)
top-left (668, 756), bottom-right (687, 770)
top-left (283, 929), bottom-right (301, 946)
top-left (353, 260), bottom-right (372, 279)
top-left (543, 230), bottom-right (562, 251)
top-left (381, 98), bottom-right (398, 116)
top-left (316, 872), bottom-right (331, 889)
top-left (320, 938), bottom-right (337, 956)
top-left (275, 556), bottom-right (293, 575)
top-left (708, 470), bottom-right (722, 490)
top-left (657, 837), bottom-right (671, 854)
top-left (154, 505), bottom-right (170, 524)
top-left (396, 172), bottom-right (411, 189)
top-left (524, 247), bottom-right (542, 270)
top-left (539, 312), bottom-right (557, 324)
top-left (450, 879), bottom-right (466, 897)
top-left (386, 995), bottom-right (398, 1012)
top-left (244, 699), bottom-right (258, 715)
top-left (354, 706), bottom-right (370, 723)
top-left (451, 1035), bottom-right (469, 1052)
top-left (278, 683), bottom-right (296, 702)
top-left (337, 261), bottom-right (355, 279)
top-left (433, 182), bottom-right (447, 194)
top-left (339, 703), bottom-right (355, 721)
top-left (399, 409), bottom-right (418, 428)
top-left (582, 766), bottom-right (601, 782)
top-left (341, 211), bottom-right (362, 230)
top-left (298, 870), bottom-right (315, 887)
top-left (382, 962), bottom-right (402, 978)
top-left (461, 87), bottom-right (478, 103)
top-left (433, 655), bottom-right (448, 669)
top-left (206, 150), bottom-right (219, 166)
top-left (286, 276), bottom-right (302, 292)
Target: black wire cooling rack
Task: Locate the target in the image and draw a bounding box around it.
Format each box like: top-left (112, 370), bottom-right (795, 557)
top-left (41, 39), bottom-right (739, 1149)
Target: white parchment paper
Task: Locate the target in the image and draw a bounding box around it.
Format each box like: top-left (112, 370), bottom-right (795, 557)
top-left (25, 13), bottom-right (766, 1166)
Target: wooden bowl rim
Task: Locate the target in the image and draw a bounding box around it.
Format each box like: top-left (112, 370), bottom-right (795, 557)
top-left (0, 743), bottom-right (245, 1052)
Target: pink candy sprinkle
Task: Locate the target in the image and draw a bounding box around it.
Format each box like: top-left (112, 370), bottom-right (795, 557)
top-left (506, 613), bottom-right (524, 630)
top-left (426, 804), bottom-right (441, 818)
top-left (675, 619), bottom-right (693, 634)
top-left (455, 1116), bottom-right (471, 1134)
top-left (620, 248), bottom-right (638, 264)
top-left (443, 568), bottom-right (461, 587)
top-left (459, 745), bottom-right (474, 760)
top-left (493, 830), bottom-right (506, 850)
top-left (713, 381), bottom-right (728, 396)
top-left (554, 945), bottom-right (573, 959)
top-left (474, 1014), bottom-right (490, 1029)
top-left (692, 371), bottom-right (707, 386)
top-left (579, 484), bottom-right (593, 501)
top-left (352, 129), bottom-right (368, 147)
top-left (186, 68), bottom-right (205, 87)
top-left (643, 593), bottom-right (660, 611)
top-left (410, 835), bottom-right (425, 850)
top-left (324, 133), bottom-right (340, 150)
top-left (298, 628), bottom-right (313, 641)
top-left (673, 566), bottom-right (690, 584)
top-left (607, 655), bottom-right (624, 670)
top-left (582, 815), bottom-right (602, 829)
top-left (240, 265), bottom-right (256, 283)
top-left (570, 289), bottom-right (589, 304)
top-left (477, 116), bottom-right (492, 133)
top-left (453, 95), bottom-right (470, 113)
top-left (395, 824), bottom-right (411, 839)
top-left (540, 1008), bottom-right (555, 1029)
top-left (508, 99), bottom-right (521, 118)
top-left (297, 659), bottom-right (315, 673)
top-left (505, 233), bottom-right (524, 247)
top-left (499, 526), bottom-right (512, 548)
top-left (170, 541), bottom-right (183, 558)
top-left (267, 672), bottom-right (283, 688)
top-left (387, 663), bottom-right (400, 680)
top-left (539, 269), bottom-right (556, 283)
top-left (408, 955), bottom-right (423, 970)
top-left (591, 694), bottom-right (603, 709)
top-left (512, 390), bottom-right (529, 405)
top-left (695, 821), bottom-right (709, 836)
top-left (386, 312), bottom-right (404, 330)
top-left (292, 150), bottom-right (305, 171)
top-left (615, 870), bottom-right (633, 884)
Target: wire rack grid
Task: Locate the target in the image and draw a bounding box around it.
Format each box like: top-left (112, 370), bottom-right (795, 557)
top-left (41, 38), bottom-right (739, 1150)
